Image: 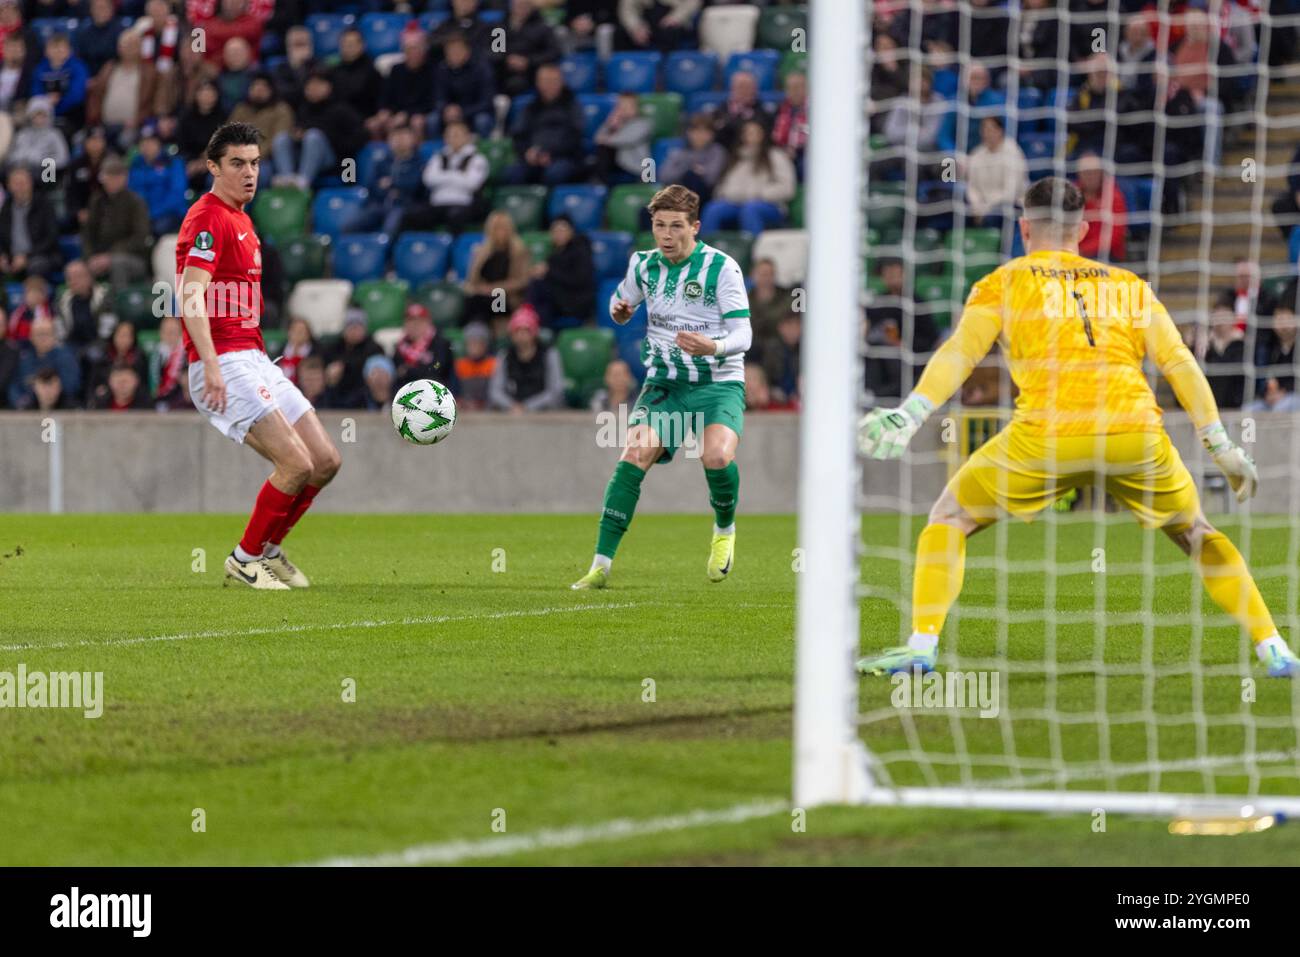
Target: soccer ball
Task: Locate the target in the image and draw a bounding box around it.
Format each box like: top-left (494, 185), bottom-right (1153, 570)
top-left (391, 379), bottom-right (457, 445)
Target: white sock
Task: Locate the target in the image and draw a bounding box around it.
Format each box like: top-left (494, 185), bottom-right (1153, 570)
top-left (233, 544), bottom-right (261, 563)
top-left (264, 543), bottom-right (282, 559)
top-left (714, 523), bottom-right (735, 536)
top-left (1256, 634), bottom-right (1290, 662)
top-left (908, 633), bottom-right (939, 653)
top-left (591, 554), bottom-right (612, 573)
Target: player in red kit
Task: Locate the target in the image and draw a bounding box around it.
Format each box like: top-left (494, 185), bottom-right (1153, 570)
top-left (177, 122), bottom-right (341, 589)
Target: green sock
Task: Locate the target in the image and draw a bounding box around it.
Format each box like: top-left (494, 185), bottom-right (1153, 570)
top-left (705, 462), bottom-right (739, 529)
top-left (595, 461), bottom-right (646, 559)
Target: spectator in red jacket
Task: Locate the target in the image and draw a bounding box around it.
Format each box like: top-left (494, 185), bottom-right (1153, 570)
top-left (1076, 152), bottom-right (1127, 263)
top-left (771, 70), bottom-right (808, 175)
top-left (198, 0), bottom-right (264, 67)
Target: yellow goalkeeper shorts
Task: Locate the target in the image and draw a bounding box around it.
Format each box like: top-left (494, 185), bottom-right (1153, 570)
top-left (950, 425), bottom-right (1201, 531)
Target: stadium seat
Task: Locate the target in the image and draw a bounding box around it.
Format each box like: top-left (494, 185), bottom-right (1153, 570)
top-left (788, 185), bottom-right (804, 229)
top-left (417, 139), bottom-right (442, 169)
top-left (559, 52), bottom-right (599, 94)
top-left (758, 4), bottom-right (807, 51)
top-left (441, 325), bottom-right (465, 358)
top-left (752, 229), bottom-right (809, 287)
top-left (353, 279), bottom-right (408, 329)
top-left (685, 91), bottom-right (727, 116)
top-left (587, 231), bottom-right (633, 280)
top-left (450, 232), bottom-right (484, 281)
top-left (606, 184), bottom-right (657, 233)
top-left (372, 325), bottom-right (403, 356)
top-left (725, 50), bottom-right (780, 91)
top-left (519, 230), bottom-right (553, 265)
top-left (664, 51), bottom-right (718, 96)
top-left (58, 234), bottom-right (82, 265)
top-left (557, 327), bottom-right (616, 406)
top-left (332, 233), bottom-right (390, 285)
top-left (577, 93), bottom-right (619, 141)
top-left (277, 235), bottom-right (332, 286)
top-left (507, 92), bottom-right (536, 130)
top-left (548, 184), bottom-right (608, 232)
top-left (114, 283), bottom-right (160, 330)
top-left (651, 136), bottom-right (684, 173)
top-left (634, 230), bottom-right (655, 252)
top-left (305, 14), bottom-right (354, 58)
top-left (289, 279), bottom-right (352, 337)
top-left (393, 232), bottom-right (453, 285)
top-left (31, 18), bottom-right (75, 45)
top-left (260, 328), bottom-right (286, 355)
top-left (703, 231), bottom-right (753, 273)
top-left (252, 187), bottom-right (311, 245)
top-left (698, 4), bottom-right (759, 58)
top-left (359, 13), bottom-right (410, 57)
top-left (478, 138), bottom-right (517, 182)
top-left (948, 229), bottom-right (1002, 257)
top-left (1019, 132), bottom-right (1059, 180)
top-left (416, 11), bottom-right (449, 34)
top-left (1115, 176), bottom-right (1155, 236)
top-left (357, 141), bottom-right (392, 188)
top-left (604, 52), bottom-right (661, 94)
top-left (758, 90), bottom-right (785, 112)
top-left (493, 185), bottom-right (549, 232)
top-left (152, 233), bottom-right (178, 285)
top-left (779, 50), bottom-right (808, 83)
top-left (637, 92), bottom-right (683, 139)
top-left (415, 281), bottom-right (466, 327)
top-left (931, 67), bottom-right (959, 100)
top-left (312, 187), bottom-right (369, 239)
top-left (1016, 87), bottom-right (1045, 133)
top-left (866, 184), bottom-right (905, 232)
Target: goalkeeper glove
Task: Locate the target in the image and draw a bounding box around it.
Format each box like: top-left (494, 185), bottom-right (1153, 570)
top-left (1200, 421), bottom-right (1258, 503)
top-left (858, 394), bottom-right (934, 460)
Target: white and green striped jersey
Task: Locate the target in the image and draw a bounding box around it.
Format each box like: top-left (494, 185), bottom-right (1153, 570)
top-left (611, 240), bottom-right (751, 385)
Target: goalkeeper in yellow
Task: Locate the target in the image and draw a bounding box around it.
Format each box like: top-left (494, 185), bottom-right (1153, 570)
top-left (857, 177), bottom-right (1299, 679)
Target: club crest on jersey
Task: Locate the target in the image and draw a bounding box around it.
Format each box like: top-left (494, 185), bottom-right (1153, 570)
top-left (684, 279), bottom-right (703, 301)
top-left (195, 231), bottom-right (215, 251)
top-left (257, 385), bottom-right (272, 402)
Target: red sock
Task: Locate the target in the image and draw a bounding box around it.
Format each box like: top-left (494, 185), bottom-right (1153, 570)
top-left (239, 481), bottom-right (298, 557)
top-left (270, 484), bottom-right (321, 546)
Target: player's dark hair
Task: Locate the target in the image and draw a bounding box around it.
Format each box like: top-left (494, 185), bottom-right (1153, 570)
top-left (206, 122), bottom-right (263, 164)
top-left (1022, 176), bottom-right (1085, 221)
top-left (648, 184), bottom-right (701, 222)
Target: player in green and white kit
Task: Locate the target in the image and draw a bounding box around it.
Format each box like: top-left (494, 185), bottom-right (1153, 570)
top-left (572, 185), bottom-right (752, 589)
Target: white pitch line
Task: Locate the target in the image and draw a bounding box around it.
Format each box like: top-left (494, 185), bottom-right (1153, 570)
top-left (304, 799), bottom-right (789, 867)
top-left (0, 602), bottom-right (641, 653)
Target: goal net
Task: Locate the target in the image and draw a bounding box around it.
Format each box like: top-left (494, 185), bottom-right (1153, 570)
top-left (796, 0), bottom-right (1300, 816)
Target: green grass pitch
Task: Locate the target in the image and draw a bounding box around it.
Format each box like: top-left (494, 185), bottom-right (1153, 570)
top-left (1, 513), bottom-right (1298, 865)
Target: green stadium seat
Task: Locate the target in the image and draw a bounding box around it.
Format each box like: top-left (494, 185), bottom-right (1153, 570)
top-left (520, 230), bottom-right (553, 264)
top-left (949, 229), bottom-right (1002, 255)
top-left (779, 50), bottom-right (808, 83)
top-left (277, 234), bottom-right (331, 286)
top-left (353, 279), bottom-right (409, 329)
top-left (759, 4), bottom-right (807, 50)
top-left (115, 283), bottom-right (159, 330)
top-left (637, 92), bottom-right (683, 140)
top-left (606, 184), bottom-right (657, 233)
top-left (556, 327), bottom-right (615, 406)
top-left (416, 281), bottom-right (466, 327)
top-left (789, 185), bottom-right (804, 228)
top-left (634, 230), bottom-right (655, 251)
top-left (703, 231), bottom-right (753, 273)
top-left (442, 325), bottom-right (465, 358)
top-left (136, 329), bottom-right (160, 353)
top-left (479, 138), bottom-right (516, 183)
top-left (493, 185), bottom-right (548, 232)
top-left (913, 228), bottom-right (944, 252)
top-left (261, 328), bottom-right (288, 354)
top-left (251, 187), bottom-right (311, 245)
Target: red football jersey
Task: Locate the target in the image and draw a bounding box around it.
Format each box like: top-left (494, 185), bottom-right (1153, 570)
top-left (176, 191), bottom-right (265, 363)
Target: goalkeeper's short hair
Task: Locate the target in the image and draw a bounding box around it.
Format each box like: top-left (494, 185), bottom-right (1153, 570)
top-left (1022, 177), bottom-right (1085, 225)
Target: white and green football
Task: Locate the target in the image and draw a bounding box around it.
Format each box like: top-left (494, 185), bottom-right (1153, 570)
top-left (391, 379), bottom-right (457, 446)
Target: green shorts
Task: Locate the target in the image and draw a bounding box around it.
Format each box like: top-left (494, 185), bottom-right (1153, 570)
top-left (628, 379), bottom-right (745, 463)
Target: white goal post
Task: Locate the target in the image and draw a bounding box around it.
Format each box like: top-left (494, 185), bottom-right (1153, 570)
top-left (794, 0), bottom-right (1300, 817)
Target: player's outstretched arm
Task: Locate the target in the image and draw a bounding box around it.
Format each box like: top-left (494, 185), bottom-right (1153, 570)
top-left (859, 273), bottom-right (1003, 460)
top-left (610, 254), bottom-right (647, 325)
top-left (179, 265), bottom-right (226, 414)
top-left (1143, 302), bottom-right (1258, 501)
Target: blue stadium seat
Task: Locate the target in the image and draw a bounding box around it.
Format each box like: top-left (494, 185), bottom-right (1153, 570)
top-left (417, 11), bottom-right (449, 32)
top-left (725, 49), bottom-right (780, 91)
top-left (312, 187), bottom-right (369, 239)
top-left (58, 234), bottom-right (82, 265)
top-left (263, 55), bottom-right (287, 72)
top-left (617, 337), bottom-right (647, 383)
top-left (31, 18), bottom-right (76, 45)
top-left (417, 139), bottom-right (443, 167)
top-left (559, 52), bottom-right (599, 94)
top-left (332, 233), bottom-right (390, 284)
top-left (479, 9), bottom-right (505, 24)
top-left (587, 231), bottom-right (633, 280)
top-left (306, 14), bottom-right (355, 58)
top-left (685, 91), bottom-right (727, 116)
top-left (652, 136), bottom-right (684, 172)
top-left (577, 93), bottom-right (619, 141)
top-left (759, 90), bottom-right (785, 112)
top-left (1116, 175), bottom-right (1155, 236)
top-left (507, 93), bottom-right (536, 130)
top-left (450, 232), bottom-right (484, 281)
top-left (931, 67), bottom-right (959, 99)
top-left (665, 51), bottom-right (718, 96)
top-left (1291, 227), bottom-right (1300, 266)
top-left (360, 13), bottom-right (411, 57)
top-left (549, 185), bottom-right (608, 233)
top-left (604, 52), bottom-right (661, 94)
top-left (259, 32), bottom-right (283, 58)
top-left (357, 141), bottom-right (391, 189)
top-left (1019, 133), bottom-right (1059, 180)
top-left (393, 232), bottom-right (453, 285)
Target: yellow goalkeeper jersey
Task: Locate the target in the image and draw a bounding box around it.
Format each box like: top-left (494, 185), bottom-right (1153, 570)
top-left (918, 249), bottom-right (1200, 437)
